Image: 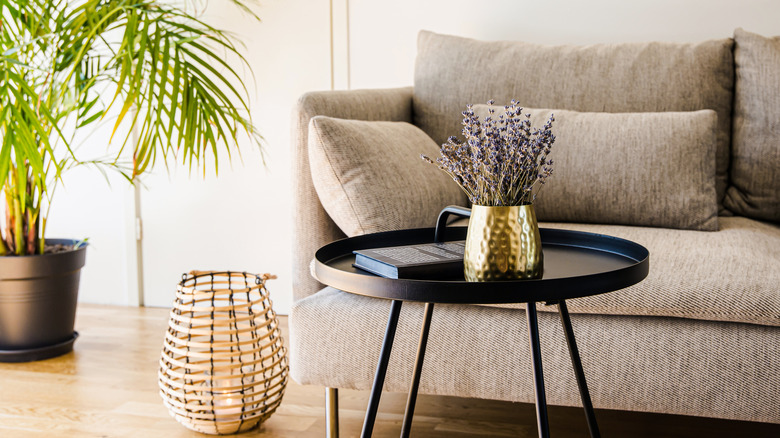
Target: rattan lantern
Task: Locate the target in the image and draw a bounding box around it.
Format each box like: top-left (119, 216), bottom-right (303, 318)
top-left (159, 271), bottom-right (288, 435)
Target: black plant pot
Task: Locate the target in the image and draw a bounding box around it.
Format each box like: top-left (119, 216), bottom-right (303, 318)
top-left (0, 239), bottom-right (87, 362)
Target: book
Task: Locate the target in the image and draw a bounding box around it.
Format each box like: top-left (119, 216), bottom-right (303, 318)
top-left (353, 241), bottom-right (466, 279)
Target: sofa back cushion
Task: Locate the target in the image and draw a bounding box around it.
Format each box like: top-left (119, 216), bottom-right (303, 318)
top-left (308, 116), bottom-right (468, 236)
top-left (414, 31), bottom-right (734, 210)
top-left (470, 106), bottom-right (719, 230)
top-left (724, 29), bottom-right (780, 222)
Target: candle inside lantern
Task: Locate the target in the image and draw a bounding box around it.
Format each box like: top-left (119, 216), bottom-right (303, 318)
top-left (214, 390), bottom-right (243, 418)
top-left (212, 374), bottom-right (246, 419)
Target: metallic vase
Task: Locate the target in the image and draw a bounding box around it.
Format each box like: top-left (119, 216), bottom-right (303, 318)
top-left (464, 205), bottom-right (543, 281)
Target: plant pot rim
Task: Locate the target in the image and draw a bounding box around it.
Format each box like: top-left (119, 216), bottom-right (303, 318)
top-left (0, 238), bottom-right (87, 258)
top-left (471, 204), bottom-right (535, 208)
top-left (0, 238), bottom-right (87, 280)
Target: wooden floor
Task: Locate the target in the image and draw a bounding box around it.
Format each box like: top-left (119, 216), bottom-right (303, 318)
top-left (1, 304), bottom-right (778, 438)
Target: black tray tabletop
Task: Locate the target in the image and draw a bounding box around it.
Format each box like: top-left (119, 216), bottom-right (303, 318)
top-left (314, 227), bottom-right (649, 304)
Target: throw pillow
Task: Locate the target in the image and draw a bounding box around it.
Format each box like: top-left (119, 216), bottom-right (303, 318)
top-left (308, 117), bottom-right (468, 236)
top-left (472, 105), bottom-right (719, 230)
top-left (724, 29), bottom-right (780, 222)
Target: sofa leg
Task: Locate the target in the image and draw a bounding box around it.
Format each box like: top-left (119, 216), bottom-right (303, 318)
top-left (326, 387), bottom-right (339, 438)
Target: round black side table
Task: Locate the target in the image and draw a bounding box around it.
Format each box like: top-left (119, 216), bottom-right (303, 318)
top-left (313, 209), bottom-right (649, 438)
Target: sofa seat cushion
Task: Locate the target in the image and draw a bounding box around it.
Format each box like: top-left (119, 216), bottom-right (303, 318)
top-left (725, 29), bottom-right (780, 222)
top-left (290, 287), bottom-right (780, 423)
top-left (308, 116), bottom-right (468, 236)
top-left (482, 217), bottom-right (779, 327)
top-left (414, 31), bottom-right (734, 209)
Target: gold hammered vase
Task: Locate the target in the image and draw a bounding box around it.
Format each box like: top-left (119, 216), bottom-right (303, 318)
top-left (464, 204), bottom-right (543, 281)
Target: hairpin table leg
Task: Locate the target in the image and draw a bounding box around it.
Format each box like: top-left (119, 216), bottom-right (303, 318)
top-left (401, 302), bottom-right (435, 438)
top-left (527, 302), bottom-right (550, 438)
top-left (558, 300), bottom-right (601, 438)
top-left (361, 299), bottom-right (403, 438)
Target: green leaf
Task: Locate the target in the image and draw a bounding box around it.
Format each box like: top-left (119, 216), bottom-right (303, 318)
top-left (76, 111), bottom-right (103, 128)
top-left (1, 0), bottom-right (264, 248)
top-left (0, 108), bottom-right (13, 191)
top-left (174, 36), bottom-right (200, 46)
top-left (178, 45), bottom-right (249, 112)
top-left (2, 46), bottom-right (21, 57)
top-left (166, 49), bottom-right (182, 141)
top-left (78, 94), bottom-right (100, 120)
top-left (110, 12), bottom-right (151, 143)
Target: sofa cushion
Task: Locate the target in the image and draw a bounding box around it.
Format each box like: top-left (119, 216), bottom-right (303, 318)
top-left (482, 217), bottom-right (780, 327)
top-left (308, 116), bottom-right (468, 236)
top-left (414, 31), bottom-right (734, 210)
top-left (290, 287), bottom-right (780, 423)
top-left (471, 105), bottom-right (718, 230)
top-left (724, 29), bottom-right (780, 222)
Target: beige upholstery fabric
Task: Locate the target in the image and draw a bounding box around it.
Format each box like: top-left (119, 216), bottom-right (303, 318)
top-left (437, 218), bottom-right (779, 327)
top-left (290, 287), bottom-right (780, 423)
top-left (725, 29), bottom-right (780, 222)
top-left (414, 31), bottom-right (734, 209)
top-left (471, 106), bottom-right (719, 230)
top-left (293, 88), bottom-right (414, 301)
top-left (308, 117), bottom-right (467, 236)
top-left (291, 34), bottom-right (780, 425)
top-left (483, 217), bottom-right (780, 327)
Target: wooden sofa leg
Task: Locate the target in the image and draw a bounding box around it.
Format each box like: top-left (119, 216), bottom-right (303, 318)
top-left (326, 387), bottom-right (339, 438)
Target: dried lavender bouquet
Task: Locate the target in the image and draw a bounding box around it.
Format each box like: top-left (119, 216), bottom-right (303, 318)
top-left (423, 100), bottom-right (556, 206)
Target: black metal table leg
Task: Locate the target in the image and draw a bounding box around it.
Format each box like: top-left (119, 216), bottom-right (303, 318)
top-left (526, 301), bottom-right (551, 438)
top-left (361, 299), bottom-right (403, 438)
top-left (400, 302), bottom-right (435, 438)
top-left (558, 300), bottom-right (601, 438)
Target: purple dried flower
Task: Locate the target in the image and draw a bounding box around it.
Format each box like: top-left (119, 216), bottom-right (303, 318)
top-left (421, 100), bottom-right (556, 206)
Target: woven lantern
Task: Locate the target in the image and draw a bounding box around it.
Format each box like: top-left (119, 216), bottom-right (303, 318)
top-left (159, 271), bottom-right (288, 435)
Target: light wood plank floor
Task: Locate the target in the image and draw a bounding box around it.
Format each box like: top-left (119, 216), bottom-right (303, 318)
top-left (0, 304), bottom-right (778, 437)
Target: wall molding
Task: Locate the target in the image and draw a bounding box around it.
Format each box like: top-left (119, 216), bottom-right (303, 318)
top-left (330, 0), bottom-right (351, 90)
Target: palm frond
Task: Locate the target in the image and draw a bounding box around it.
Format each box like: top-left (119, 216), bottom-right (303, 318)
top-left (0, 0), bottom-right (263, 254)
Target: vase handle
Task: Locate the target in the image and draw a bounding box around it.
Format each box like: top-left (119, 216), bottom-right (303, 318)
top-left (434, 205), bottom-right (472, 243)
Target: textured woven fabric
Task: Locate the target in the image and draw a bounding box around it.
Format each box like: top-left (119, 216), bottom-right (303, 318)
top-left (289, 287), bottom-right (780, 423)
top-left (290, 33), bottom-right (780, 427)
top-left (414, 31), bottom-right (734, 209)
top-left (292, 88), bottom-right (414, 301)
top-left (471, 106), bottom-right (719, 230)
top-left (725, 29), bottom-right (780, 222)
top-left (308, 117), bottom-right (468, 236)
top-left (481, 217), bottom-right (780, 327)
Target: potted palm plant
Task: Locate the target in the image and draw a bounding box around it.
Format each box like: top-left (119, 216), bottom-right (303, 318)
top-left (0, 0), bottom-right (262, 361)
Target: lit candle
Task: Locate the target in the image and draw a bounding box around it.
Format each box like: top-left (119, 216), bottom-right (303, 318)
top-left (214, 389), bottom-right (243, 418)
top-left (209, 366), bottom-right (255, 420)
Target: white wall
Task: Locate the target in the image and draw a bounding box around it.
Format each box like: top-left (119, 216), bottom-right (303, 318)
top-left (61, 0), bottom-right (778, 313)
top-left (348, 0), bottom-right (780, 89)
top-left (138, 0), bottom-right (331, 312)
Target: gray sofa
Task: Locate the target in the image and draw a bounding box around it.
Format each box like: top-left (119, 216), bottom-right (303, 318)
top-left (289, 29), bottom-right (780, 428)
